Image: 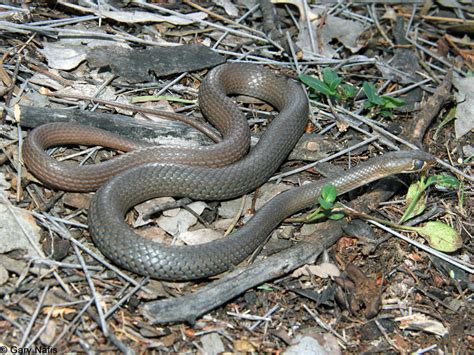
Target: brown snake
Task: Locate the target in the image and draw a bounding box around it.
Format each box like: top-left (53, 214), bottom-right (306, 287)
top-left (23, 63), bottom-right (434, 280)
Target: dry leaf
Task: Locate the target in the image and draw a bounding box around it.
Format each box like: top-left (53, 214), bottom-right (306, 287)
top-left (292, 262), bottom-right (340, 278)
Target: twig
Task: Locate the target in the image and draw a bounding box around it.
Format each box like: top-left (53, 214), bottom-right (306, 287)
top-left (19, 285), bottom-right (49, 347)
top-left (142, 224), bottom-right (342, 323)
top-left (183, 0), bottom-right (263, 36)
top-left (405, 70), bottom-right (453, 148)
top-left (374, 319), bottom-right (403, 353)
top-left (270, 136), bottom-right (378, 180)
top-left (368, 220), bottom-right (473, 274)
top-left (135, 1), bottom-right (269, 44)
top-left (303, 305), bottom-right (347, 346)
top-left (368, 4), bottom-right (394, 47)
top-left (224, 195), bottom-right (246, 236)
top-left (72, 243), bottom-right (109, 336)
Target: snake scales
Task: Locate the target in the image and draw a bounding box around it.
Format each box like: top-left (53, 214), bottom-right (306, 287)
top-left (23, 63), bottom-right (434, 280)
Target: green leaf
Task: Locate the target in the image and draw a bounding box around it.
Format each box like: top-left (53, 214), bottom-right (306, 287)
top-left (434, 107), bottom-right (456, 140)
top-left (415, 221), bottom-right (463, 252)
top-left (363, 82), bottom-right (384, 105)
top-left (257, 284), bottom-right (274, 291)
top-left (379, 110), bottom-right (393, 118)
top-left (299, 74), bottom-right (335, 96)
top-left (318, 197), bottom-right (333, 210)
top-left (380, 96), bottom-right (405, 108)
top-left (321, 184), bottom-right (337, 204)
top-left (400, 181), bottom-right (427, 223)
top-left (328, 212), bottom-right (345, 220)
top-left (322, 68), bottom-right (342, 91)
top-left (341, 84), bottom-right (357, 98)
top-left (427, 175), bottom-right (460, 190)
top-left (306, 211), bottom-right (326, 222)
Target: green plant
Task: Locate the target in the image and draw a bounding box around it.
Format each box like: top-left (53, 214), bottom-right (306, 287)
top-left (299, 68), bottom-right (356, 101)
top-left (339, 205), bottom-right (462, 252)
top-left (290, 184), bottom-right (345, 223)
top-left (400, 174), bottom-right (460, 223)
top-left (289, 175), bottom-right (462, 253)
top-left (362, 82), bottom-right (405, 116)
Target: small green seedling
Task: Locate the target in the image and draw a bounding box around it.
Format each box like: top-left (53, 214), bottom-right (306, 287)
top-left (400, 174), bottom-right (460, 223)
top-left (295, 184), bottom-right (345, 223)
top-left (300, 68), bottom-right (356, 101)
top-left (362, 82), bottom-right (405, 116)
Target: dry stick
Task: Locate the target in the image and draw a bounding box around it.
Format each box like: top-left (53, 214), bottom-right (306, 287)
top-left (270, 136), bottom-right (378, 181)
top-left (50, 299), bottom-right (94, 348)
top-left (368, 4), bottom-right (394, 47)
top-left (87, 277), bottom-right (150, 334)
top-left (224, 195), bottom-right (246, 236)
top-left (19, 285), bottom-right (49, 347)
top-left (33, 212), bottom-right (150, 292)
top-left (42, 92), bottom-right (221, 143)
top-left (54, 291), bottom-right (134, 355)
top-left (183, 0), bottom-right (263, 36)
top-left (286, 31), bottom-right (301, 76)
top-left (368, 221), bottom-right (473, 274)
top-left (135, 1), bottom-right (269, 44)
top-left (71, 243), bottom-right (109, 337)
top-left (142, 224), bottom-right (342, 323)
top-left (248, 304), bottom-right (281, 332)
top-left (375, 319), bottom-right (403, 353)
top-left (212, 4), bottom-right (260, 49)
top-left (303, 304), bottom-right (347, 347)
top-left (0, 21), bottom-right (173, 47)
top-left (25, 306), bottom-right (55, 348)
top-left (405, 36), bottom-right (466, 76)
top-left (405, 69), bottom-right (453, 148)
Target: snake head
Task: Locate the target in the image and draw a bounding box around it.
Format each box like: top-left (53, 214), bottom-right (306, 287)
top-left (397, 150), bottom-right (436, 173)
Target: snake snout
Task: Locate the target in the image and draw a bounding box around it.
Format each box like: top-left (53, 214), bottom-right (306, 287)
top-left (397, 150), bottom-right (436, 173)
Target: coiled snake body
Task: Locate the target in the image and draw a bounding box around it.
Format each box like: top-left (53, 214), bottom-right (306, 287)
top-left (23, 64), bottom-right (434, 280)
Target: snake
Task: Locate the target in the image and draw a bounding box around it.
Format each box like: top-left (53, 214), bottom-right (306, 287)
top-left (23, 63), bottom-right (435, 281)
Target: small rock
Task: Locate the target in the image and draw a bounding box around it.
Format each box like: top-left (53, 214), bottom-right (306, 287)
top-left (212, 218), bottom-right (234, 231)
top-left (272, 225), bottom-right (295, 240)
top-left (138, 279), bottom-right (169, 300)
top-left (40, 319), bottom-right (57, 346)
top-left (157, 201), bottom-right (207, 236)
top-left (284, 333), bottom-right (341, 355)
top-left (255, 183), bottom-right (291, 210)
top-left (0, 264), bottom-right (9, 286)
top-left (0, 255), bottom-right (27, 275)
top-left (200, 333), bottom-right (225, 355)
top-left (218, 197), bottom-right (251, 219)
top-left (300, 223), bottom-right (319, 236)
top-left (42, 235), bottom-right (70, 261)
top-left (62, 193), bottom-right (91, 210)
top-left (179, 228), bottom-right (223, 245)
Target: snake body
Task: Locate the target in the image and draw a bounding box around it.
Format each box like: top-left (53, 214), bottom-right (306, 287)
top-left (23, 63), bottom-right (434, 280)
top-left (24, 64), bottom-right (291, 191)
top-left (90, 150), bottom-right (433, 280)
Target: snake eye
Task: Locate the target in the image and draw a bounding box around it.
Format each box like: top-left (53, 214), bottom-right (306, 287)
top-left (413, 159), bottom-right (426, 171)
